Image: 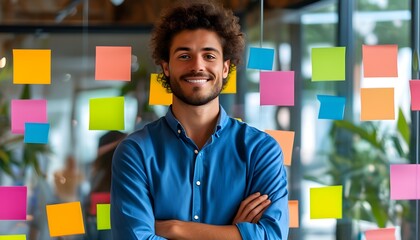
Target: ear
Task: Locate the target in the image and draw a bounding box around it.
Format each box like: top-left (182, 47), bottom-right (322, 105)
top-left (222, 60), bottom-right (230, 79)
top-left (161, 62), bottom-right (170, 77)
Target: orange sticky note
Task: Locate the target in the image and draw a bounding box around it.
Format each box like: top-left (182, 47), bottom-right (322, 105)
top-left (288, 200), bottom-right (299, 228)
top-left (221, 67), bottom-right (236, 94)
top-left (360, 88), bottom-right (394, 121)
top-left (265, 130), bottom-right (295, 166)
top-left (95, 46), bottom-right (131, 81)
top-left (13, 49), bottom-right (51, 84)
top-left (365, 228), bottom-right (396, 240)
top-left (46, 202), bottom-right (85, 237)
top-left (362, 45), bottom-right (398, 77)
top-left (149, 73), bottom-right (172, 105)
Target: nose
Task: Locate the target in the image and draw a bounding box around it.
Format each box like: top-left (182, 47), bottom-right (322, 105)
top-left (190, 56), bottom-right (205, 73)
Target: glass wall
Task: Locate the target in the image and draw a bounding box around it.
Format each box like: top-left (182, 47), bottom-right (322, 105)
top-left (0, 0), bottom-right (417, 239)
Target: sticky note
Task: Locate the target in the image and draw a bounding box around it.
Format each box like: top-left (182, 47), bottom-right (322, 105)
top-left (24, 123), bottom-right (49, 144)
top-left (360, 88), bottom-right (394, 121)
top-left (89, 97), bottom-right (125, 130)
top-left (149, 73), bottom-right (172, 105)
top-left (0, 235), bottom-right (26, 240)
top-left (265, 130), bottom-right (294, 166)
top-left (260, 71), bottom-right (294, 106)
top-left (288, 200), bottom-right (299, 228)
top-left (247, 47), bottom-right (274, 70)
top-left (311, 47), bottom-right (346, 81)
top-left (46, 202), bottom-right (85, 237)
top-left (310, 185), bottom-right (342, 219)
top-left (11, 99), bottom-right (48, 134)
top-left (13, 49), bottom-right (51, 84)
top-left (221, 67), bottom-right (236, 94)
top-left (365, 228), bottom-right (396, 240)
top-left (409, 80), bottom-right (420, 110)
top-left (95, 46), bottom-right (131, 81)
top-left (363, 45), bottom-right (398, 77)
top-left (390, 164), bottom-right (420, 200)
top-left (97, 204), bottom-right (111, 230)
top-left (0, 186), bottom-right (27, 220)
top-left (90, 192), bottom-right (111, 215)
top-left (317, 95), bottom-right (346, 120)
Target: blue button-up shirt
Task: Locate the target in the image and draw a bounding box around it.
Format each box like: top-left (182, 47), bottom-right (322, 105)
top-left (111, 106), bottom-right (289, 239)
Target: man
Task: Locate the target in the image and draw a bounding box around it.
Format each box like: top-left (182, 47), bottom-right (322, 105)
top-left (110, 1), bottom-right (289, 239)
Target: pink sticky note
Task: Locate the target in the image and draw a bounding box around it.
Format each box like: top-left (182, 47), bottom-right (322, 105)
top-left (362, 45), bottom-right (398, 77)
top-left (365, 228), bottom-right (396, 240)
top-left (409, 80), bottom-right (420, 110)
top-left (390, 164), bottom-right (420, 200)
top-left (260, 71), bottom-right (294, 106)
top-left (11, 99), bottom-right (48, 134)
top-left (90, 192), bottom-right (111, 215)
top-left (95, 46), bottom-right (131, 81)
top-left (0, 186), bottom-right (27, 220)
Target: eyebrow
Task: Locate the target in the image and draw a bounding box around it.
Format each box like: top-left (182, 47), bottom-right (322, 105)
top-left (173, 47), bottom-right (221, 55)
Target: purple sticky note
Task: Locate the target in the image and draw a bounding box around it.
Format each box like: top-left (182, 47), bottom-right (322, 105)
top-left (0, 186), bottom-right (27, 220)
top-left (11, 99), bottom-right (48, 134)
top-left (409, 80), bottom-right (420, 111)
top-left (260, 71), bottom-right (294, 106)
top-left (390, 164), bottom-right (420, 200)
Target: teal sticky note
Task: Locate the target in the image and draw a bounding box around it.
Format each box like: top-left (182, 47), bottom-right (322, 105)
top-left (312, 47), bottom-right (346, 81)
top-left (247, 47), bottom-right (274, 70)
top-left (317, 95), bottom-right (346, 120)
top-left (89, 97), bottom-right (125, 130)
top-left (24, 123), bottom-right (50, 144)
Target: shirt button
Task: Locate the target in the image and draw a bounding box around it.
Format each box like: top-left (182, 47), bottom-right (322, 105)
top-left (194, 149), bottom-right (199, 154)
top-left (194, 215), bottom-right (199, 220)
top-left (177, 129), bottom-right (181, 134)
top-left (196, 181), bottom-right (201, 186)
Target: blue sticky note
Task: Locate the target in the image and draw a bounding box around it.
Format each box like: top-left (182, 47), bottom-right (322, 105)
top-left (24, 123), bottom-right (50, 144)
top-left (247, 47), bottom-right (274, 70)
top-left (317, 95), bottom-right (346, 120)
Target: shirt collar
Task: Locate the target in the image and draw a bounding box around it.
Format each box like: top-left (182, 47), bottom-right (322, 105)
top-left (165, 105), bottom-right (229, 138)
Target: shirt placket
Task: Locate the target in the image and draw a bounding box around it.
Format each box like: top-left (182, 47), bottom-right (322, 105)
top-left (192, 148), bottom-right (203, 222)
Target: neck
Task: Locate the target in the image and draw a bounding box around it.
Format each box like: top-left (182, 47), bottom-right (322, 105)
top-left (171, 97), bottom-right (220, 149)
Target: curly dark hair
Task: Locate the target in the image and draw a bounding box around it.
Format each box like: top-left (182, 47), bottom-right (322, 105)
top-left (150, 0), bottom-right (245, 91)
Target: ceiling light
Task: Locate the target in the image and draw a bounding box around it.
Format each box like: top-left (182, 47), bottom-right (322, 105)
top-left (110, 0), bottom-right (124, 6)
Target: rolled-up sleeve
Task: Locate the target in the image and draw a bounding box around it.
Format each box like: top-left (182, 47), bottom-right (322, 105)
top-left (111, 139), bottom-right (166, 240)
top-left (236, 135), bottom-right (289, 239)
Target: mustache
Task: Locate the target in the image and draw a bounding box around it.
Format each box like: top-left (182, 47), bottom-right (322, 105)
top-left (180, 72), bottom-right (215, 79)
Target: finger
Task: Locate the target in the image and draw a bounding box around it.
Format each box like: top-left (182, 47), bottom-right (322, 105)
top-left (236, 192), bottom-right (261, 216)
top-left (242, 194), bottom-right (269, 216)
top-left (251, 201), bottom-right (271, 223)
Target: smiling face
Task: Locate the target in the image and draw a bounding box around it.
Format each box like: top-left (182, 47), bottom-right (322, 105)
top-left (161, 29), bottom-right (230, 106)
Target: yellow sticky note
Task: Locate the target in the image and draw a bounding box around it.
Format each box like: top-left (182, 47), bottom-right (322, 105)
top-left (0, 235), bottom-right (26, 240)
top-left (310, 185), bottom-right (342, 219)
top-left (265, 130), bottom-right (295, 166)
top-left (97, 204), bottom-right (111, 230)
top-left (46, 202), bottom-right (85, 237)
top-left (221, 67), bottom-right (236, 94)
top-left (89, 97), bottom-right (125, 130)
top-left (13, 49), bottom-right (51, 84)
top-left (288, 200), bottom-right (299, 228)
top-left (361, 88), bottom-right (395, 121)
top-left (149, 73), bottom-right (172, 105)
top-left (311, 47), bottom-right (346, 81)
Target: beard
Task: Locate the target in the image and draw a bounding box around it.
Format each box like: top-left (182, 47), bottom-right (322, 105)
top-left (168, 72), bottom-right (223, 106)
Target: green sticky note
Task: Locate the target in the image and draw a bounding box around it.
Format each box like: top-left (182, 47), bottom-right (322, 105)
top-left (89, 97), bottom-right (124, 130)
top-left (97, 204), bottom-right (111, 230)
top-left (311, 47), bottom-right (346, 81)
top-left (310, 185), bottom-right (342, 219)
top-left (0, 235), bottom-right (26, 240)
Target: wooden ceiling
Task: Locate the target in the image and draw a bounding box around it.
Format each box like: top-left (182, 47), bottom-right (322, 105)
top-left (0, 0), bottom-right (316, 26)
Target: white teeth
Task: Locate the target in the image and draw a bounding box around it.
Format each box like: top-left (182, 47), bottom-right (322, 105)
top-left (187, 79), bottom-right (207, 83)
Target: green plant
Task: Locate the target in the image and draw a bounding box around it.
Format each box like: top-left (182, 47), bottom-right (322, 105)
top-left (306, 109), bottom-right (410, 228)
top-left (0, 85), bottom-right (50, 180)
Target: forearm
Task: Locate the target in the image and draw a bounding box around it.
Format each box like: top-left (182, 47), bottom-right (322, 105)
top-left (156, 220), bottom-right (242, 240)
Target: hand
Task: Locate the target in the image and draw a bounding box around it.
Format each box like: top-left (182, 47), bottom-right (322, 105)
top-left (232, 192), bottom-right (271, 224)
top-left (155, 220), bottom-right (180, 238)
